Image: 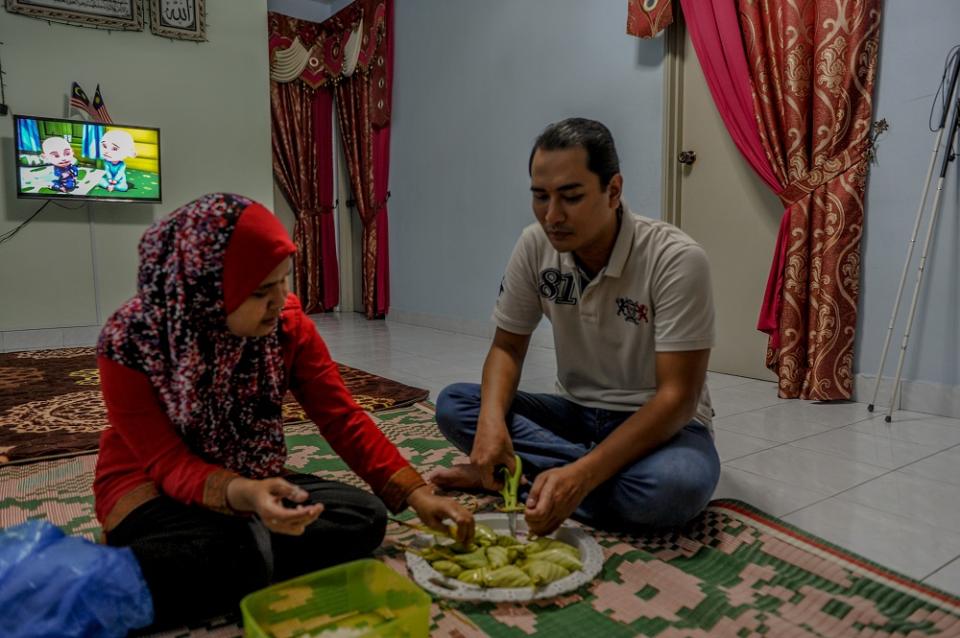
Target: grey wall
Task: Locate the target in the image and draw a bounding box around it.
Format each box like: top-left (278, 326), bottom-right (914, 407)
top-left (0, 0), bottom-right (274, 337)
top-left (855, 1), bottom-right (960, 391)
top-left (388, 0), bottom-right (664, 330)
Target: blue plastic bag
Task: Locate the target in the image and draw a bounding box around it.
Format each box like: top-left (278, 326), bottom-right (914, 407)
top-left (0, 520), bottom-right (153, 638)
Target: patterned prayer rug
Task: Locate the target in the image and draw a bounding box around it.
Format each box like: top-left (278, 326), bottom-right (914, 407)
top-left (1, 403), bottom-right (958, 637)
top-left (0, 347), bottom-right (428, 465)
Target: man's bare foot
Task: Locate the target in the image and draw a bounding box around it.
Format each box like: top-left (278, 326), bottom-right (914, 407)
top-left (429, 463), bottom-right (488, 492)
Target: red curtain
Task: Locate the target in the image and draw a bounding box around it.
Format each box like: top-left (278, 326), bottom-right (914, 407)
top-left (269, 1), bottom-right (392, 319)
top-left (681, 0), bottom-right (882, 400)
top-left (270, 81), bottom-right (339, 313)
top-left (334, 0), bottom-right (392, 318)
top-left (372, 2), bottom-right (393, 316)
top-left (741, 1), bottom-right (882, 399)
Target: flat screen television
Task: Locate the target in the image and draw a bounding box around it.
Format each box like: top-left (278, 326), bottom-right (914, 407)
top-left (13, 114), bottom-right (161, 203)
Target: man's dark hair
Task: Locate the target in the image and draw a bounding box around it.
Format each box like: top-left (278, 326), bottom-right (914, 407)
top-left (528, 118), bottom-right (621, 188)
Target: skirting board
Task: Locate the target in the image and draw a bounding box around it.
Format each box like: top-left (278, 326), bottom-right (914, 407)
top-left (854, 373), bottom-right (960, 419)
top-left (387, 310), bottom-right (556, 349)
top-left (0, 326), bottom-right (101, 352)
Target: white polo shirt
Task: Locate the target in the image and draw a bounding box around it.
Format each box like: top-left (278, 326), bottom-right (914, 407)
top-left (494, 207), bottom-right (715, 427)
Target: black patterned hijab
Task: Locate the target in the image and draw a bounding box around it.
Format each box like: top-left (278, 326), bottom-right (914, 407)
top-left (98, 193), bottom-right (296, 477)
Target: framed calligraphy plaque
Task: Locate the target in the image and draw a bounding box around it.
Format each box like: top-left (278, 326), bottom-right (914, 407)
top-left (149, 0), bottom-right (204, 41)
top-left (5, 0), bottom-right (144, 30)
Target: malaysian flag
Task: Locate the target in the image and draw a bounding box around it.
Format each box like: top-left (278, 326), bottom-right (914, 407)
top-left (92, 85), bottom-right (113, 124)
top-left (69, 82), bottom-right (97, 119)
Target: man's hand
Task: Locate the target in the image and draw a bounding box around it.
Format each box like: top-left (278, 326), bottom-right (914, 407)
top-left (469, 418), bottom-right (516, 492)
top-left (407, 485), bottom-right (476, 546)
top-left (524, 464), bottom-right (591, 536)
top-left (226, 477), bottom-right (324, 536)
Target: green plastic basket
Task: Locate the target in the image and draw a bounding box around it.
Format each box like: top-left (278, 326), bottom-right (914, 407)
top-left (241, 559), bottom-right (430, 638)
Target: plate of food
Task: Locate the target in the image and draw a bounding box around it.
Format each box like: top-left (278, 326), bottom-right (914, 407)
top-left (403, 512), bottom-right (603, 602)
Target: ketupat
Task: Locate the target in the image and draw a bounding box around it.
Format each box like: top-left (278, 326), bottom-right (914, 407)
top-left (486, 546), bottom-right (509, 569)
top-left (431, 560), bottom-right (463, 578)
top-left (524, 549), bottom-right (582, 572)
top-left (457, 567), bottom-right (489, 586)
top-left (521, 538), bottom-right (581, 560)
top-left (452, 548), bottom-right (489, 570)
top-left (483, 565), bottom-right (532, 588)
top-left (473, 524), bottom-right (498, 546)
top-left (522, 560), bottom-right (571, 586)
top-left (496, 534), bottom-right (522, 547)
top-left (425, 528), bottom-right (582, 588)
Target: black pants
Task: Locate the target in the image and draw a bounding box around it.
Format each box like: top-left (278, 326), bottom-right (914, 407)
top-left (108, 474), bottom-right (388, 629)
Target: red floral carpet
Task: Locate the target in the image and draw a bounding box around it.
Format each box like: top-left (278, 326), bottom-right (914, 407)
top-left (0, 347), bottom-right (428, 465)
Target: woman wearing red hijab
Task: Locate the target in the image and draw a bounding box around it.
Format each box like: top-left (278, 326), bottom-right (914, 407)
top-left (93, 193), bottom-right (474, 627)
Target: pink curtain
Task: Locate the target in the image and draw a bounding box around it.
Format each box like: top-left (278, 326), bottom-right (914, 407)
top-left (680, 0), bottom-right (786, 340)
top-left (680, 0), bottom-right (781, 193)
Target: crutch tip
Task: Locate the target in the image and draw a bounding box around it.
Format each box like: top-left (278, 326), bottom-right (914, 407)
top-left (867, 404), bottom-right (874, 412)
top-left (884, 415), bottom-right (892, 423)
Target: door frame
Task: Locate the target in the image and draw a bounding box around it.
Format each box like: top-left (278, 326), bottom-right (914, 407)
top-left (660, 13), bottom-right (686, 228)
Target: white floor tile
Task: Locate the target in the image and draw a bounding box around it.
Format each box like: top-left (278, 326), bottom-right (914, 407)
top-left (838, 471), bottom-right (960, 534)
top-left (925, 558), bottom-right (960, 596)
top-left (706, 371), bottom-right (754, 390)
top-left (788, 427), bottom-right (944, 470)
top-left (849, 413), bottom-right (960, 448)
top-left (727, 445), bottom-right (888, 494)
top-left (899, 446), bottom-right (960, 487)
top-left (712, 466), bottom-right (831, 517)
top-left (783, 498), bottom-right (960, 580)
top-left (714, 430), bottom-right (780, 462)
top-left (714, 407), bottom-right (840, 443)
top-left (710, 384), bottom-right (791, 418)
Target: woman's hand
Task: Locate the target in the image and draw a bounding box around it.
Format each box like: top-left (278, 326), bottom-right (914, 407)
top-left (226, 477), bottom-right (324, 536)
top-left (406, 485), bottom-right (475, 545)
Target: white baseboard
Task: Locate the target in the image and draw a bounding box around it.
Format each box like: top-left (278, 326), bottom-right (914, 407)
top-left (0, 326), bottom-right (101, 352)
top-left (855, 373), bottom-right (960, 419)
top-left (386, 310), bottom-right (556, 349)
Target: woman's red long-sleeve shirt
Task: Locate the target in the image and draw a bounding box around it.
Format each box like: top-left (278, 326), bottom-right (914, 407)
top-left (94, 295), bottom-right (424, 533)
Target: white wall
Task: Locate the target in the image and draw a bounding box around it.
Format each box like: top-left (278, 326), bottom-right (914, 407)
top-left (0, 1), bottom-right (274, 343)
top-left (387, 0), bottom-right (664, 335)
top-left (854, 1), bottom-right (960, 413)
top-left (267, 0), bottom-right (331, 23)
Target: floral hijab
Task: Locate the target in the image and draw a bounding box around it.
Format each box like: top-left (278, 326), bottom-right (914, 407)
top-left (98, 193), bottom-right (296, 478)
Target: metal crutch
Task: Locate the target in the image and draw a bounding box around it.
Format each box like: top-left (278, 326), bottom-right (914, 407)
top-left (868, 48), bottom-right (960, 419)
top-left (881, 94), bottom-right (960, 422)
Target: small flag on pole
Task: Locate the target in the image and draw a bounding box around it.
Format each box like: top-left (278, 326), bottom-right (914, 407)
top-left (92, 85), bottom-right (113, 124)
top-left (69, 82), bottom-right (97, 119)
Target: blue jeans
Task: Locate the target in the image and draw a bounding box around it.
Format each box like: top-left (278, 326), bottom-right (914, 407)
top-left (435, 382), bottom-right (720, 532)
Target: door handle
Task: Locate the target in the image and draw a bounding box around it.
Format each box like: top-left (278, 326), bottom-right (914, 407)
top-left (678, 150), bottom-right (697, 166)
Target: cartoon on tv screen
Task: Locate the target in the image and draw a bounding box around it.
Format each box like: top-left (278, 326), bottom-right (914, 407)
top-left (14, 116), bottom-right (161, 202)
